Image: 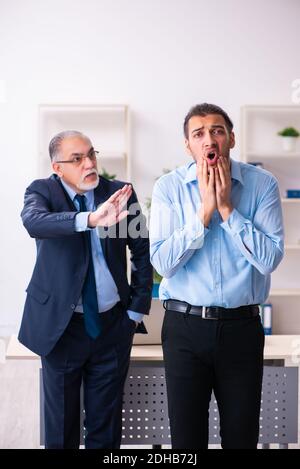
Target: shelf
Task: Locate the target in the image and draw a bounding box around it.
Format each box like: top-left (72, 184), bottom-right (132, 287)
top-left (101, 152), bottom-right (127, 160)
top-left (242, 105), bottom-right (300, 113)
top-left (269, 289), bottom-right (300, 297)
top-left (39, 104), bottom-right (127, 113)
top-left (246, 152), bottom-right (300, 159)
top-left (41, 151), bottom-right (127, 161)
top-left (281, 198), bottom-right (300, 203)
top-left (284, 245), bottom-right (300, 250)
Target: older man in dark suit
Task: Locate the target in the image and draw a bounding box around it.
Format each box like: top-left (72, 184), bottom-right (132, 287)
top-left (19, 130), bottom-right (152, 449)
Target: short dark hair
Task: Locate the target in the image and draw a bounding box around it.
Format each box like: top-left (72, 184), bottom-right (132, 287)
top-left (183, 103), bottom-right (233, 138)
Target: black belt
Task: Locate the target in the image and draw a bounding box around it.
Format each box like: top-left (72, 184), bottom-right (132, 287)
top-left (163, 299), bottom-right (259, 320)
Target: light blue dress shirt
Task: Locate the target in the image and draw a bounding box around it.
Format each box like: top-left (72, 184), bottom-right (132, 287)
top-left (60, 179), bottom-right (142, 322)
top-left (149, 159), bottom-right (284, 308)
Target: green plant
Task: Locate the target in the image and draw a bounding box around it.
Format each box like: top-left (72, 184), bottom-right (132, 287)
top-left (277, 127), bottom-right (300, 137)
top-left (145, 197), bottom-right (152, 211)
top-left (100, 167), bottom-right (117, 180)
top-left (160, 168), bottom-right (172, 177)
top-left (153, 269), bottom-right (163, 284)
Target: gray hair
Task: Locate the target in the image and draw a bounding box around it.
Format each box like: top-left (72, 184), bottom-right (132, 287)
top-left (49, 130), bottom-right (92, 161)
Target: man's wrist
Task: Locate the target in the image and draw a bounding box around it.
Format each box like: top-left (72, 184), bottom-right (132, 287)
top-left (219, 205), bottom-right (233, 222)
top-left (127, 310), bottom-right (143, 323)
top-left (87, 212), bottom-right (96, 228)
top-left (199, 209), bottom-right (213, 228)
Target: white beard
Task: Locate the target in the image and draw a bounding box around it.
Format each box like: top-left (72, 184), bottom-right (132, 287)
top-left (77, 176), bottom-right (99, 192)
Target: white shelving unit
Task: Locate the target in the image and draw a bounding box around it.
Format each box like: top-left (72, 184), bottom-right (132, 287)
top-left (241, 105), bottom-right (300, 334)
top-left (38, 104), bottom-right (131, 182)
top-left (38, 103), bottom-right (133, 282)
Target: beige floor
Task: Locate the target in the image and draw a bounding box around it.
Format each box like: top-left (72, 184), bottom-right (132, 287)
top-left (0, 338), bottom-right (299, 449)
top-left (0, 358), bottom-right (40, 448)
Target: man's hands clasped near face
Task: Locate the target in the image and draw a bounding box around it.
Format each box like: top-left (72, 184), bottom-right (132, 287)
top-left (185, 114), bottom-right (235, 227)
top-left (214, 156), bottom-right (233, 222)
top-left (197, 157), bottom-right (233, 227)
top-left (197, 158), bottom-right (217, 227)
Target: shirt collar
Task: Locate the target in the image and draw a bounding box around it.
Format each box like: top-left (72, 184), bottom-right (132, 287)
top-left (230, 158), bottom-right (244, 185)
top-left (184, 161), bottom-right (197, 184)
top-left (183, 158), bottom-right (244, 185)
top-left (60, 178), bottom-right (94, 205)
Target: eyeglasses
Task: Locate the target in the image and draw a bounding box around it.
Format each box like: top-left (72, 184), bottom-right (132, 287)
top-left (55, 150), bottom-right (99, 166)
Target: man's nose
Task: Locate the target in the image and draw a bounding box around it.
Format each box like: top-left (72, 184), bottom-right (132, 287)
top-left (203, 131), bottom-right (216, 147)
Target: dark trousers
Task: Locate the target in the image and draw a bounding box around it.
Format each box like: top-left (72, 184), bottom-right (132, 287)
top-left (162, 309), bottom-right (265, 449)
top-left (41, 303), bottom-right (135, 449)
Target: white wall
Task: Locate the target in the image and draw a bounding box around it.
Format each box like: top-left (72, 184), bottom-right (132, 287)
top-left (0, 0), bottom-right (299, 334)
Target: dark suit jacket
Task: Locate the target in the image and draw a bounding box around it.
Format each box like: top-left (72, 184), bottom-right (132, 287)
top-left (18, 174), bottom-right (153, 356)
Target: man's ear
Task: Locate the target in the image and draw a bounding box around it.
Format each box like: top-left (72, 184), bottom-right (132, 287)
top-left (52, 162), bottom-right (63, 177)
top-left (229, 132), bottom-right (235, 149)
top-left (185, 138), bottom-right (192, 155)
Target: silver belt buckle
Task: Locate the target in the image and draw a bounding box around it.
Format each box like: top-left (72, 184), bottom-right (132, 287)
top-left (202, 306), bottom-right (207, 319)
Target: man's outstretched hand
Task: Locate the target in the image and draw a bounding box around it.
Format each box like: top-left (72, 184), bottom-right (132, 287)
top-left (88, 184), bottom-right (132, 228)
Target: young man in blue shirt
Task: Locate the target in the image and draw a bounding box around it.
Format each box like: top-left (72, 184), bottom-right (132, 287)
top-left (150, 103), bottom-right (284, 449)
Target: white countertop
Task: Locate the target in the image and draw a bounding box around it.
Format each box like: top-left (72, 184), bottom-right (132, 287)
top-left (6, 334), bottom-right (300, 362)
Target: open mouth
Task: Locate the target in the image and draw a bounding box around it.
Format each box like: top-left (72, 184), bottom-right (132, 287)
top-left (85, 172), bottom-right (96, 179)
top-left (206, 150), bottom-right (219, 165)
top-left (207, 151), bottom-right (216, 160)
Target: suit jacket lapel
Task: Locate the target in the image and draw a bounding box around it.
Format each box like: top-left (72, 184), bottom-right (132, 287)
top-left (50, 174), bottom-right (77, 211)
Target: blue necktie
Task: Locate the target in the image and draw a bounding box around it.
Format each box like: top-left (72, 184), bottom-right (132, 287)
top-left (75, 194), bottom-right (101, 339)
